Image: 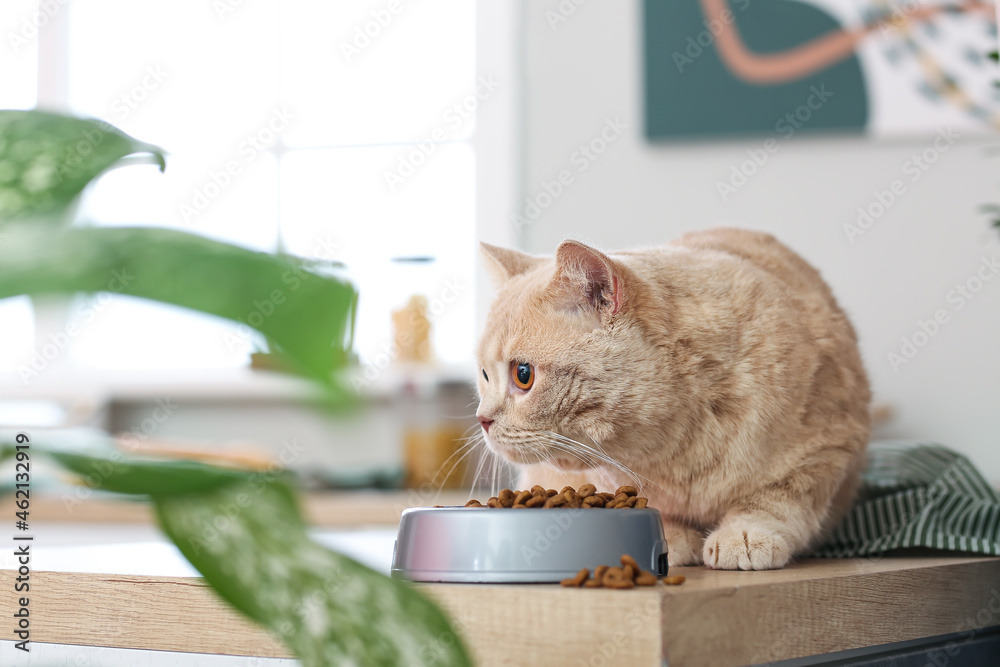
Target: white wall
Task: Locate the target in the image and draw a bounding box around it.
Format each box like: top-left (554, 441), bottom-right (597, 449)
top-left (515, 0), bottom-right (1000, 484)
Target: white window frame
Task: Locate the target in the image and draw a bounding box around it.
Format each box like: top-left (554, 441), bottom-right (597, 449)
top-left (473, 0), bottom-right (523, 335)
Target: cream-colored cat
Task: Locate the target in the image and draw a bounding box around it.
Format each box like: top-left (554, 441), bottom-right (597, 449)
top-left (475, 228), bottom-right (870, 570)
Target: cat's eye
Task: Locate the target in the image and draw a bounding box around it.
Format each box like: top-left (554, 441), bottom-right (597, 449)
top-left (482, 368), bottom-right (488, 382)
top-left (512, 362), bottom-right (534, 390)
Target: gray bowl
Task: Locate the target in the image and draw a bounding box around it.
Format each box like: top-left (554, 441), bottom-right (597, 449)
top-left (391, 506), bottom-right (669, 583)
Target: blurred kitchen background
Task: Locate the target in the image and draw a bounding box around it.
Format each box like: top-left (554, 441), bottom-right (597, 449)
top-left (1, 0), bottom-right (998, 501)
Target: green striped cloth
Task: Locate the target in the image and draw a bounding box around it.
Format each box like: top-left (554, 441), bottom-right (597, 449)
top-left (815, 441), bottom-right (1000, 558)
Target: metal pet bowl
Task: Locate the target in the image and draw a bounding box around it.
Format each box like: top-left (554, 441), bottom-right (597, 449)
top-left (390, 506), bottom-right (669, 583)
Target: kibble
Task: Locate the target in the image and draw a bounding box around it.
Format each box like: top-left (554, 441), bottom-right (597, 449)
top-left (463, 484), bottom-right (650, 510)
top-left (635, 571), bottom-right (658, 586)
top-left (558, 555), bottom-right (666, 589)
top-left (603, 566), bottom-right (634, 589)
top-left (559, 567), bottom-right (591, 587)
top-left (498, 489), bottom-right (516, 507)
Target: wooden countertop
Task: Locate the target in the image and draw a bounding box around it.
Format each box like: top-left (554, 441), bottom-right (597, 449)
top-left (2, 547), bottom-right (998, 666)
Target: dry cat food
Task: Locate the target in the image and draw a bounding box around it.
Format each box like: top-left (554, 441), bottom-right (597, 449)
top-left (464, 484), bottom-right (649, 509)
top-left (559, 555), bottom-right (684, 589)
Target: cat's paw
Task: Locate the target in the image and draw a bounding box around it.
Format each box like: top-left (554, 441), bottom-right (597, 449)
top-left (703, 524), bottom-right (791, 570)
top-left (661, 521), bottom-right (704, 566)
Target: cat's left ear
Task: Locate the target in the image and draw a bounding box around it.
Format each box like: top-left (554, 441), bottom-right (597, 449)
top-left (480, 242), bottom-right (547, 286)
top-left (554, 240), bottom-right (625, 318)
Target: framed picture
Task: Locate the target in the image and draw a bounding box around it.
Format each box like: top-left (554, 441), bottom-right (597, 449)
top-left (643, 0), bottom-right (999, 139)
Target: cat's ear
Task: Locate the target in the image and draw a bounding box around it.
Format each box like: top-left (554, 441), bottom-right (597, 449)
top-left (480, 242), bottom-right (547, 285)
top-left (554, 240), bottom-right (624, 317)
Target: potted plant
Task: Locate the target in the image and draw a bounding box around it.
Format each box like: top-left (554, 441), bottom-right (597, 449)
top-left (0, 109), bottom-right (471, 666)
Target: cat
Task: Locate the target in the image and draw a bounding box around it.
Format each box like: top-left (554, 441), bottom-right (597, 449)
top-left (474, 228), bottom-right (871, 570)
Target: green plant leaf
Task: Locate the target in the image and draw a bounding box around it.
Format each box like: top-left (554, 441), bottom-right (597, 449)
top-left (0, 429), bottom-right (260, 497)
top-left (154, 477), bottom-right (473, 667)
top-left (0, 226), bottom-right (356, 384)
top-left (0, 110), bottom-right (166, 225)
top-left (2, 432), bottom-right (471, 664)
top-left (0, 442), bottom-right (12, 497)
top-left (47, 449), bottom-right (256, 497)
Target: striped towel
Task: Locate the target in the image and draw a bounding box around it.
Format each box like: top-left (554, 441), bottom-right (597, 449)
top-left (815, 441), bottom-right (1000, 557)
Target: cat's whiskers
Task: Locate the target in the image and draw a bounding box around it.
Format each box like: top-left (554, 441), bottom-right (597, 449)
top-left (537, 432), bottom-right (644, 489)
top-left (520, 433), bottom-right (620, 488)
top-left (536, 431), bottom-right (667, 495)
top-left (536, 442), bottom-right (626, 495)
top-left (433, 440), bottom-right (481, 503)
top-left (468, 438), bottom-right (492, 501)
top-left (429, 424), bottom-right (483, 483)
top-left (542, 442), bottom-right (626, 486)
top-left (473, 428), bottom-right (653, 498)
top-left (531, 443), bottom-right (594, 480)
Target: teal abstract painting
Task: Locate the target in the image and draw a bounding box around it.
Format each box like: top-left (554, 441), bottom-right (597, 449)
top-left (644, 0), bottom-right (998, 139)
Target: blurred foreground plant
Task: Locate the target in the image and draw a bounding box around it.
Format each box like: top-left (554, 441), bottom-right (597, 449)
top-left (0, 109), bottom-right (471, 666)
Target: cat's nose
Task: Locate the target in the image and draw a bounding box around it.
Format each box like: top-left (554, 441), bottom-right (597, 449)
top-left (478, 415), bottom-right (493, 433)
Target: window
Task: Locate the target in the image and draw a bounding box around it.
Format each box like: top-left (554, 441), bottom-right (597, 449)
top-left (0, 0), bottom-right (39, 374)
top-left (1, 0), bottom-right (477, 377)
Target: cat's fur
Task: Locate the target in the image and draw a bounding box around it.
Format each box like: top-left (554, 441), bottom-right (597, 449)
top-left (475, 228), bottom-right (870, 570)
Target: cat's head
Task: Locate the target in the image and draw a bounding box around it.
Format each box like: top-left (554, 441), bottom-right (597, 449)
top-left (475, 240), bottom-right (656, 471)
